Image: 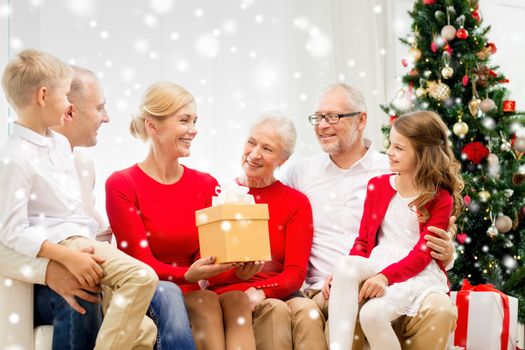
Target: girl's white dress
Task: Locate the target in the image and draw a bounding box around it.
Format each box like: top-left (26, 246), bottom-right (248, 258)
top-left (368, 176), bottom-right (448, 316)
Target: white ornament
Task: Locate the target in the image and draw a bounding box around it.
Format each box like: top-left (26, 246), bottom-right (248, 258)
top-left (441, 25), bottom-right (457, 41)
top-left (487, 225), bottom-right (498, 237)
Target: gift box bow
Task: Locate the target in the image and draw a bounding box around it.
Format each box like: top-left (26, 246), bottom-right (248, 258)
top-left (212, 182), bottom-right (255, 206)
top-left (455, 279), bottom-right (511, 350)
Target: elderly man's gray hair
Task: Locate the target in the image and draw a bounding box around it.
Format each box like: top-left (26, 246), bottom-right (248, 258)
top-left (323, 83), bottom-right (367, 113)
top-left (250, 112), bottom-right (297, 159)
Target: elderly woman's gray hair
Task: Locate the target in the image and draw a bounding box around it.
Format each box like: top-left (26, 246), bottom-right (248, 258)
top-left (250, 112), bottom-right (297, 158)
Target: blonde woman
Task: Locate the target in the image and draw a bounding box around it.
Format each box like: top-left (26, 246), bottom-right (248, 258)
top-left (106, 82), bottom-right (257, 350)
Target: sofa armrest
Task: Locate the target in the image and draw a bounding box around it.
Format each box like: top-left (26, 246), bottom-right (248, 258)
top-left (0, 276), bottom-right (34, 350)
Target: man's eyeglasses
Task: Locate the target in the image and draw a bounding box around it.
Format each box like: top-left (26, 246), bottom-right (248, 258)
top-left (307, 112), bottom-right (361, 125)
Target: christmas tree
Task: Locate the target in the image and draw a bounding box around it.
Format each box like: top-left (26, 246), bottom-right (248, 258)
top-left (381, 0), bottom-right (525, 320)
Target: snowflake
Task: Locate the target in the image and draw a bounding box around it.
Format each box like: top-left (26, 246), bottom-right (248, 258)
top-left (196, 34), bottom-right (220, 58)
top-left (143, 13), bottom-right (158, 27)
top-left (10, 37), bottom-right (24, 50)
top-left (308, 309), bottom-right (320, 319)
top-left (175, 59), bottom-right (189, 72)
top-left (293, 17), bottom-right (310, 30)
top-left (237, 316), bottom-right (246, 325)
top-left (150, 0), bottom-right (174, 14)
top-left (140, 239), bottom-right (148, 248)
top-left (65, 0), bottom-right (97, 18)
top-left (305, 27), bottom-right (331, 57)
top-left (20, 265), bottom-right (35, 278)
top-left (503, 255), bottom-right (516, 269)
top-left (113, 294), bottom-right (130, 308)
top-left (14, 189), bottom-right (26, 200)
top-left (9, 313), bottom-right (20, 324)
top-left (0, 4), bottom-right (10, 18)
top-left (222, 20), bottom-right (237, 34)
top-left (134, 38), bottom-right (150, 54)
top-left (221, 221), bottom-right (232, 232)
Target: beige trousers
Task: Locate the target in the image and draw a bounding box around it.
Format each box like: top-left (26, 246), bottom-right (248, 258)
top-left (305, 288), bottom-right (456, 350)
top-left (61, 237), bottom-right (159, 350)
top-left (252, 296), bottom-right (327, 350)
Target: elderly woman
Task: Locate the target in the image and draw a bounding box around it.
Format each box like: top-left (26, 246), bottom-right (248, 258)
top-left (105, 82), bottom-right (256, 350)
top-left (207, 114), bottom-right (323, 350)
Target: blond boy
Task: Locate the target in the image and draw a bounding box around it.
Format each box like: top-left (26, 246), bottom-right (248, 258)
top-left (0, 49), bottom-right (158, 350)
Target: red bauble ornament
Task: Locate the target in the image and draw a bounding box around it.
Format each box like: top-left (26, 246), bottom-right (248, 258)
top-left (456, 233), bottom-right (468, 244)
top-left (423, 0), bottom-right (437, 4)
top-left (463, 195), bottom-right (472, 206)
top-left (409, 69), bottom-right (419, 77)
top-left (462, 75), bottom-right (469, 86)
top-left (456, 28), bottom-right (469, 39)
top-left (472, 10), bottom-right (481, 22)
top-left (444, 43), bottom-right (453, 55)
top-left (462, 142), bottom-right (490, 164)
top-left (431, 42), bottom-right (437, 53)
top-left (401, 58), bottom-right (408, 67)
top-left (389, 115), bottom-right (398, 125)
top-left (503, 100), bottom-right (516, 112)
top-left (487, 42), bottom-right (497, 54)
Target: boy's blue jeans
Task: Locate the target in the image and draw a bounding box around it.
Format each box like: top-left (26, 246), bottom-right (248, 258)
top-left (35, 281), bottom-right (196, 350)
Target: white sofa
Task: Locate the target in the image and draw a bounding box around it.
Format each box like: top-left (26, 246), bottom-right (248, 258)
top-left (0, 276), bottom-right (52, 350)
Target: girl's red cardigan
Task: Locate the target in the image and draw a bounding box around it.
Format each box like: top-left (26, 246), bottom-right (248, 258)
top-left (350, 174), bottom-right (453, 285)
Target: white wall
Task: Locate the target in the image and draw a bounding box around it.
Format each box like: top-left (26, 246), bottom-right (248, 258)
top-left (0, 0), bottom-right (522, 218)
top-left (0, 0), bottom-right (8, 145)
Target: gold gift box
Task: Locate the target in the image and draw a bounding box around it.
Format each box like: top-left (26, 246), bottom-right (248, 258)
top-left (195, 204), bottom-right (271, 263)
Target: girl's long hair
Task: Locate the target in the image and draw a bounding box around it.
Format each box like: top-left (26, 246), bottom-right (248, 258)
top-left (393, 110), bottom-right (464, 223)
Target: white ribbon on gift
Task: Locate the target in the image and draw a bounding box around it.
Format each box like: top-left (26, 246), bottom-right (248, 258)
top-left (212, 182), bottom-right (255, 206)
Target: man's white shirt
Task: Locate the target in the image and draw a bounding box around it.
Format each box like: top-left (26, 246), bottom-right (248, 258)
top-left (281, 139), bottom-right (389, 290)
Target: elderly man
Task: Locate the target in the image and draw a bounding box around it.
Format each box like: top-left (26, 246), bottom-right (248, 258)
top-left (0, 66), bottom-right (195, 350)
top-left (282, 83), bottom-right (456, 350)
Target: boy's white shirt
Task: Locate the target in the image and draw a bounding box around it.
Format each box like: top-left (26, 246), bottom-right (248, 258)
top-left (0, 123), bottom-right (106, 284)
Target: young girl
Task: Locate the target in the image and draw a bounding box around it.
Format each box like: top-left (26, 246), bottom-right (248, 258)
top-left (325, 110), bottom-right (464, 350)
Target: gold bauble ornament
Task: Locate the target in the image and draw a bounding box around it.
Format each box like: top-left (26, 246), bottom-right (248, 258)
top-left (513, 136), bottom-right (525, 153)
top-left (495, 215), bottom-right (513, 233)
top-left (441, 66), bottom-right (454, 79)
top-left (468, 98), bottom-right (481, 116)
top-left (383, 138), bottom-right (390, 150)
top-left (415, 87), bottom-right (427, 97)
top-left (478, 190), bottom-right (491, 202)
top-left (453, 121), bottom-right (469, 136)
top-left (441, 25), bottom-right (457, 41)
top-left (480, 98), bottom-right (497, 113)
top-left (427, 80), bottom-right (451, 101)
top-left (408, 47), bottom-right (422, 61)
